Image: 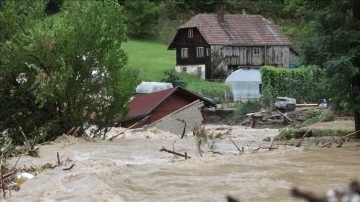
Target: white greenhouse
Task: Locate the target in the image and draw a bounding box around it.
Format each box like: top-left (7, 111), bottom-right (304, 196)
top-left (225, 69), bottom-right (262, 101)
top-left (136, 81), bottom-right (173, 94)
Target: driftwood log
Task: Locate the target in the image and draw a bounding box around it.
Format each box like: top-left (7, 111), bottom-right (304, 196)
top-left (62, 164), bottom-right (75, 171)
top-left (228, 137), bottom-right (242, 153)
top-left (276, 110), bottom-right (294, 124)
top-left (321, 130), bottom-right (360, 148)
top-left (159, 147), bottom-right (190, 159)
top-left (109, 116), bottom-right (150, 141)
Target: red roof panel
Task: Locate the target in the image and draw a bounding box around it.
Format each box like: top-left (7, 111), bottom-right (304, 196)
top-left (127, 87), bottom-right (216, 120)
top-left (129, 88), bottom-right (175, 119)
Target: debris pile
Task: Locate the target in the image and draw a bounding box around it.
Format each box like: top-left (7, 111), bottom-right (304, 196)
top-left (239, 107), bottom-right (332, 128)
top-left (0, 152), bottom-right (75, 198)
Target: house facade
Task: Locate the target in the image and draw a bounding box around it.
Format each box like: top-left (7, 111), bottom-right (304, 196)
top-left (168, 12), bottom-right (299, 80)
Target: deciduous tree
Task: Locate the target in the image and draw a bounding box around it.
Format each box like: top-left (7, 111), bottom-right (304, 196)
top-left (0, 0), bottom-right (138, 143)
top-left (296, 0), bottom-right (360, 135)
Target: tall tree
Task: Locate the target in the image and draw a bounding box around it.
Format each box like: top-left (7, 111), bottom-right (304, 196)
top-left (297, 0), bottom-right (360, 135)
top-left (0, 0), bottom-right (138, 143)
top-left (124, 0), bottom-right (161, 39)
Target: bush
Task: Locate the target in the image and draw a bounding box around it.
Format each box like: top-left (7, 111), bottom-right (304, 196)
top-left (275, 129), bottom-right (295, 140)
top-left (198, 84), bottom-right (229, 104)
top-left (233, 100), bottom-right (262, 120)
top-left (161, 70), bottom-right (187, 88)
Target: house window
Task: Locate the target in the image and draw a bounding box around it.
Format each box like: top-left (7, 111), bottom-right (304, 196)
top-left (181, 48), bottom-right (188, 58)
top-left (182, 67), bottom-right (187, 72)
top-left (196, 47), bottom-right (204, 58)
top-left (253, 47), bottom-right (260, 55)
top-left (206, 48), bottom-right (210, 56)
top-left (188, 28), bottom-right (193, 38)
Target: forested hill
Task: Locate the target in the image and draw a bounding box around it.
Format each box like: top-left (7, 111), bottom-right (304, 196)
top-left (45, 0), bottom-right (303, 46)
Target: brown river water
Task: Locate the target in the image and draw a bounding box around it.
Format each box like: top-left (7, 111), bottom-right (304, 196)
top-left (4, 125), bottom-right (360, 202)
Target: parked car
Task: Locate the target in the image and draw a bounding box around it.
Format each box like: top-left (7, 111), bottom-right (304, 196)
top-left (275, 97), bottom-right (296, 112)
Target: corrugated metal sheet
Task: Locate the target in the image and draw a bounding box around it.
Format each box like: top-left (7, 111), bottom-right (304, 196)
top-left (179, 14), bottom-right (291, 46)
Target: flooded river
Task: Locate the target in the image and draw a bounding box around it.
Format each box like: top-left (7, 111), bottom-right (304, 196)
top-left (4, 126), bottom-right (360, 202)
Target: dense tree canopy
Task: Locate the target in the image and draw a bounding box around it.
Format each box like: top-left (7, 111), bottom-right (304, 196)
top-left (0, 0), bottom-right (138, 143)
top-left (123, 0), bottom-right (161, 39)
top-left (30, 0), bottom-right (299, 41)
top-left (295, 0), bottom-right (360, 133)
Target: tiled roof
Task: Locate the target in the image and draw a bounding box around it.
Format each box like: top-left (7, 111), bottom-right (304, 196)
top-left (128, 87), bottom-right (215, 120)
top-left (179, 14), bottom-right (291, 46)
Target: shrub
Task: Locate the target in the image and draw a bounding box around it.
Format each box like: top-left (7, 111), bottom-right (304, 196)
top-left (161, 70), bottom-right (187, 88)
top-left (198, 84), bottom-right (229, 104)
top-left (275, 128), bottom-right (295, 140)
top-left (233, 100), bottom-right (262, 120)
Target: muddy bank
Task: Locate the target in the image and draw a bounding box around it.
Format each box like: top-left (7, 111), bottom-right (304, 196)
top-left (3, 125), bottom-right (360, 202)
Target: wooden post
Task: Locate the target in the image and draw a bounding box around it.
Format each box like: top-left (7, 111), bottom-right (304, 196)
top-left (57, 152), bottom-right (61, 166)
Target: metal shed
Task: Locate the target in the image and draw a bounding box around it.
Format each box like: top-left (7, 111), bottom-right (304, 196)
top-left (225, 69), bottom-right (262, 101)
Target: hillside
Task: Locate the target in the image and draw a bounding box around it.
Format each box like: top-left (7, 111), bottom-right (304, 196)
top-left (122, 39), bottom-right (175, 81)
top-left (122, 39), bottom-right (224, 94)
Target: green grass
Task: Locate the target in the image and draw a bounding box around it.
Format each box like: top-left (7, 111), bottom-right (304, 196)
top-left (122, 39), bottom-right (175, 81)
top-left (312, 129), bottom-right (352, 137)
top-left (122, 39), bottom-right (225, 93)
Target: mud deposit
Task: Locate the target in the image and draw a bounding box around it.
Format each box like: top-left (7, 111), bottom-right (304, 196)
top-left (4, 125), bottom-right (360, 202)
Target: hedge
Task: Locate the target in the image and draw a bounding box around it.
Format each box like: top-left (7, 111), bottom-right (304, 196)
top-left (260, 65), bottom-right (326, 107)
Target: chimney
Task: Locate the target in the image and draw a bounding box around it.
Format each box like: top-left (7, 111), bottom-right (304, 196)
top-left (217, 10), bottom-right (224, 23)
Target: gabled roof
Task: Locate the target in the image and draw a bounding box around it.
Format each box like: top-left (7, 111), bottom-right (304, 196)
top-left (127, 86), bottom-right (216, 120)
top-left (170, 13), bottom-right (292, 47)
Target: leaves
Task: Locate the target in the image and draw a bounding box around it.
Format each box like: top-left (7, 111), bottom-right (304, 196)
top-left (161, 69), bottom-right (187, 88)
top-left (260, 66), bottom-right (326, 107)
top-left (0, 0), bottom-right (138, 144)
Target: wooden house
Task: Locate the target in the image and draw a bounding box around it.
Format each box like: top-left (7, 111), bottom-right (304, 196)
top-left (120, 87), bottom-right (216, 129)
top-left (168, 12), bottom-right (299, 80)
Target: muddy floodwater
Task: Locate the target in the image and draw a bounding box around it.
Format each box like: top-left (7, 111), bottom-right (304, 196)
top-left (4, 126), bottom-right (360, 202)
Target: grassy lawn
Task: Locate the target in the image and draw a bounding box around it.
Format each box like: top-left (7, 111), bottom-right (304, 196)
top-left (122, 39), bottom-right (225, 93)
top-left (122, 39), bottom-right (175, 81)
